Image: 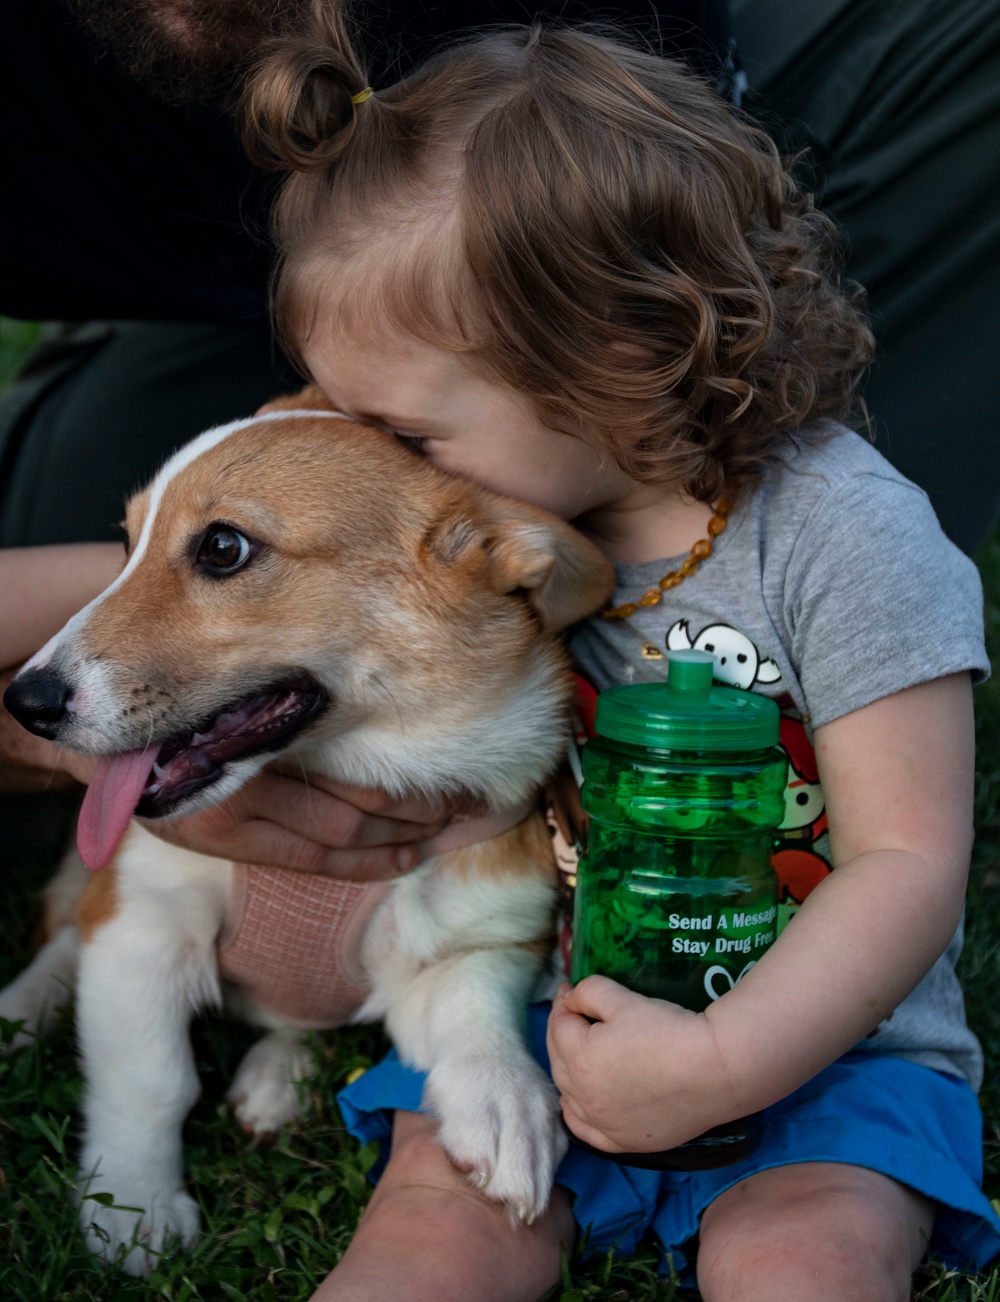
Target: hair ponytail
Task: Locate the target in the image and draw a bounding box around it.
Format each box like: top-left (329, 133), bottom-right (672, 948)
top-left (255, 24), bottom-right (874, 496)
top-left (242, 4), bottom-right (371, 172)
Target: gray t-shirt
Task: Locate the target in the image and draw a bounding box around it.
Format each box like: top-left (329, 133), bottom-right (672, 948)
top-left (570, 424), bottom-right (989, 1088)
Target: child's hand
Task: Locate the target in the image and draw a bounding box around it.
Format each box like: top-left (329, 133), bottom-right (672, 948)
top-left (547, 977), bottom-right (740, 1154)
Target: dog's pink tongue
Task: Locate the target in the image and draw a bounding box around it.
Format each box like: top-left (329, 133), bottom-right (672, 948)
top-left (77, 747), bottom-right (159, 871)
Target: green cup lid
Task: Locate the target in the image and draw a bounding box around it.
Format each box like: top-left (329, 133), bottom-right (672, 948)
top-left (594, 650), bottom-right (779, 751)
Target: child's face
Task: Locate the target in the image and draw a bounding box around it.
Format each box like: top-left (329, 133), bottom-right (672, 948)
top-left (302, 328), bottom-right (640, 523)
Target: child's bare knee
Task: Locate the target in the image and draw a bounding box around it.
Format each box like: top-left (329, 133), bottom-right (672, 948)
top-left (698, 1229), bottom-right (913, 1302)
top-left (696, 1166), bottom-right (930, 1302)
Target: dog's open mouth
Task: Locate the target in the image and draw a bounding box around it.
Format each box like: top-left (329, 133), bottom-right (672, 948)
top-left (77, 674), bottom-right (328, 871)
top-left (136, 675), bottom-right (328, 818)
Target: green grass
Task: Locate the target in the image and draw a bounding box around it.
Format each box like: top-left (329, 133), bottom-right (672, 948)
top-left (0, 801), bottom-right (691, 1300)
top-left (2, 316), bottom-right (1000, 1297)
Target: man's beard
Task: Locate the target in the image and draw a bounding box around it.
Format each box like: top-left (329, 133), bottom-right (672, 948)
top-left (69, 0), bottom-right (316, 107)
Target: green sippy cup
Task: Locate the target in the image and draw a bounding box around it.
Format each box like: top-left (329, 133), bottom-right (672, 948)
top-left (570, 649), bottom-right (787, 1169)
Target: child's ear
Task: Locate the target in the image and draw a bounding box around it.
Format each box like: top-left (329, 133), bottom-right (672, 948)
top-left (481, 500), bottom-right (615, 632)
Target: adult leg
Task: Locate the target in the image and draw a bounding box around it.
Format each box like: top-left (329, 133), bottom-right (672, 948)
top-left (732, 0), bottom-right (1000, 553)
top-left (313, 1110), bottom-right (575, 1302)
top-left (696, 1161), bottom-right (934, 1302)
top-left (0, 318), bottom-right (295, 545)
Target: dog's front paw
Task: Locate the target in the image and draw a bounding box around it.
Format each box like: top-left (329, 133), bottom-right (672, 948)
top-left (425, 1054), bottom-right (567, 1224)
top-left (226, 1029), bottom-right (313, 1137)
top-left (77, 1174), bottom-right (200, 1276)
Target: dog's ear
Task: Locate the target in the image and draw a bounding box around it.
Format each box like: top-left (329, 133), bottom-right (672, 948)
top-left (256, 385), bottom-right (341, 416)
top-left (480, 501), bottom-right (615, 632)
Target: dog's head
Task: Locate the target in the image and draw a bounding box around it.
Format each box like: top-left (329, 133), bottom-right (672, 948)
top-left (4, 389), bottom-right (613, 866)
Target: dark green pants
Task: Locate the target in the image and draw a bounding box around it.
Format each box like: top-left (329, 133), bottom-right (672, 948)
top-left (733, 0), bottom-right (1000, 554)
top-left (6, 0), bottom-right (1000, 556)
top-left (0, 320), bottom-right (296, 546)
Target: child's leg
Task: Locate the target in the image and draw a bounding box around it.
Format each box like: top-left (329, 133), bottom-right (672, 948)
top-left (696, 1161), bottom-right (934, 1302)
top-left (312, 1109), bottom-right (576, 1302)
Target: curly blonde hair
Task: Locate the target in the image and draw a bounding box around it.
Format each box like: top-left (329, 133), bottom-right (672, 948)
top-left (244, 18), bottom-right (874, 501)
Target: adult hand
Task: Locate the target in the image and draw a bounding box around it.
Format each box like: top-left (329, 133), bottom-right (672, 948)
top-left (142, 766), bottom-right (454, 880)
top-left (547, 977), bottom-right (739, 1154)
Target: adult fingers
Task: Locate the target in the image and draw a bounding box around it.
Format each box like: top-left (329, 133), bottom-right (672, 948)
top-left (0, 715), bottom-right (95, 795)
top-left (142, 806), bottom-right (419, 880)
top-left (240, 771), bottom-right (448, 848)
top-left (269, 767), bottom-right (460, 827)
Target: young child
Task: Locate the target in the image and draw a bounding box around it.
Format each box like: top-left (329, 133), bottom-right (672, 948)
top-left (243, 17), bottom-right (1000, 1299)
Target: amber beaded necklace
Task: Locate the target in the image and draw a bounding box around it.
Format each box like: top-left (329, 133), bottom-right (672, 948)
top-left (600, 497), bottom-right (733, 620)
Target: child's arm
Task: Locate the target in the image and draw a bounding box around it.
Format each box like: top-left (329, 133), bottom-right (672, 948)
top-left (0, 544), bottom-right (122, 670)
top-left (548, 673), bottom-right (973, 1154)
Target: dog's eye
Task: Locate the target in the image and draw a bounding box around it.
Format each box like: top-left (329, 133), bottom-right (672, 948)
top-left (196, 525), bottom-right (252, 576)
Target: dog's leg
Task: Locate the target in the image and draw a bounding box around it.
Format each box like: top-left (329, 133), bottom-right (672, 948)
top-left (360, 871), bottom-right (563, 1222)
top-left (226, 1026), bottom-right (313, 1138)
top-left (358, 845), bottom-right (567, 1224)
top-left (0, 843), bottom-right (89, 1049)
top-left (74, 828), bottom-right (229, 1277)
top-left (384, 944), bottom-right (566, 1225)
top-left (0, 923), bottom-right (79, 1050)
top-left (76, 916), bottom-right (207, 1274)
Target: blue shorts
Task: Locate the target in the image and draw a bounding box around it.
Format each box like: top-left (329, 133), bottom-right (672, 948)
top-left (338, 1003), bottom-right (1000, 1282)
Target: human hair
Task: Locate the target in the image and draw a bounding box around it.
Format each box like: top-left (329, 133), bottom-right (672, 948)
top-left (244, 16), bottom-right (875, 502)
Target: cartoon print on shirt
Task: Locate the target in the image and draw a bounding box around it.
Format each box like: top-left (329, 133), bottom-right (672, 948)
top-left (572, 674), bottom-right (599, 745)
top-left (665, 619), bottom-right (782, 689)
top-left (662, 622), bottom-right (831, 919)
top-left (772, 716), bottom-right (833, 913)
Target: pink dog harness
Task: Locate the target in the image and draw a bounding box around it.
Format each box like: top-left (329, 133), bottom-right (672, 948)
top-left (217, 868), bottom-right (390, 1028)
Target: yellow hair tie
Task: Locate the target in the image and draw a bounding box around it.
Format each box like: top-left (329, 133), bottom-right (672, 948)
top-left (351, 87), bottom-right (374, 105)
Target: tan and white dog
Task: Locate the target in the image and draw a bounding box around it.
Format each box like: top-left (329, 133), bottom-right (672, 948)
top-left (0, 389), bottom-right (612, 1275)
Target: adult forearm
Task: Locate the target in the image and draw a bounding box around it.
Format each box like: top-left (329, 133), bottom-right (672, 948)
top-left (0, 543), bottom-right (121, 669)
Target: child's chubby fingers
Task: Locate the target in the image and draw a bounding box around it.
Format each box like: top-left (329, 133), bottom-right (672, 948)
top-left (547, 977), bottom-right (641, 1101)
top-left (548, 975), bottom-right (647, 1078)
top-left (558, 1095), bottom-right (630, 1155)
top-left (560, 974), bottom-right (639, 1022)
top-left (548, 978), bottom-right (727, 1151)
top-left (546, 982), bottom-right (591, 1087)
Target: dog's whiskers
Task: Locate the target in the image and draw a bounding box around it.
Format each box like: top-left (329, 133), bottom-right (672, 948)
top-left (368, 672), bottom-right (407, 737)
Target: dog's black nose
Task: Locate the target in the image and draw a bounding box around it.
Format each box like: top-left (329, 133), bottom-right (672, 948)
top-left (3, 667), bottom-right (74, 738)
